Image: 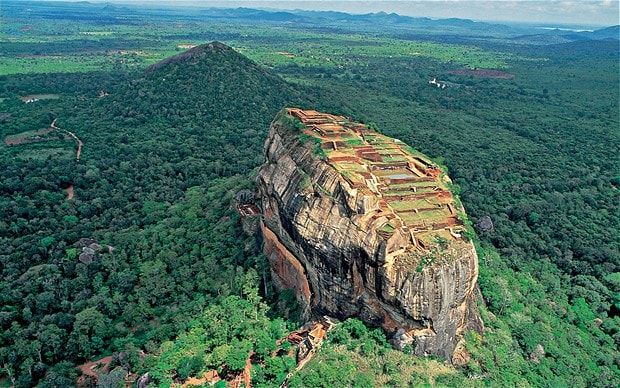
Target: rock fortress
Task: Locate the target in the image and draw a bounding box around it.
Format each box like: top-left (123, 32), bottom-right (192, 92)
top-left (256, 108), bottom-right (483, 363)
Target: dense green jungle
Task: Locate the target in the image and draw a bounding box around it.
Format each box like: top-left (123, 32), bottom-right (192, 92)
top-left (0, 1), bottom-right (618, 387)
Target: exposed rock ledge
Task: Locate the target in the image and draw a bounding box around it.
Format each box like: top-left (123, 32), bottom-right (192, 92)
top-left (256, 108), bottom-right (483, 362)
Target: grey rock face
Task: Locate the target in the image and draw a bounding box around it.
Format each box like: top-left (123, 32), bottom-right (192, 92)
top-left (257, 112), bottom-right (483, 362)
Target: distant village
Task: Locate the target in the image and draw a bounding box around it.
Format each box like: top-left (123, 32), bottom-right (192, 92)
top-left (428, 77), bottom-right (454, 89)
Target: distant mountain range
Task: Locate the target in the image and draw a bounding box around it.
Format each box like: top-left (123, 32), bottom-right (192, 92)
top-left (196, 7), bottom-right (618, 42)
top-left (588, 25), bottom-right (620, 39)
top-left (5, 1), bottom-right (619, 45)
top-left (523, 24), bottom-right (620, 44)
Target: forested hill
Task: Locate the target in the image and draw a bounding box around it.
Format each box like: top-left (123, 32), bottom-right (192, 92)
top-left (83, 41), bottom-right (307, 179)
top-left (0, 42), bottom-right (308, 387)
top-left (124, 41), bottom-right (301, 125)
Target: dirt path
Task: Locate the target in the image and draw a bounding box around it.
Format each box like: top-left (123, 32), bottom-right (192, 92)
top-left (51, 119), bottom-right (81, 201)
top-left (51, 118), bottom-right (83, 161)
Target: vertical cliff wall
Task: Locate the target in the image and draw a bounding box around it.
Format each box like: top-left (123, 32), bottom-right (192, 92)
top-left (256, 109), bottom-right (483, 362)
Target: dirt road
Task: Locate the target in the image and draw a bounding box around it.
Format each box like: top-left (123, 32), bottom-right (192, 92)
top-left (51, 118), bottom-right (83, 161)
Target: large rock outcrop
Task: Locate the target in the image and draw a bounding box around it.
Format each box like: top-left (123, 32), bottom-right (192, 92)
top-left (257, 108), bottom-right (483, 362)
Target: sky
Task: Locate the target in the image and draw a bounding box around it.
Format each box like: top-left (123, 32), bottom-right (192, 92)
top-left (41, 1), bottom-right (620, 26)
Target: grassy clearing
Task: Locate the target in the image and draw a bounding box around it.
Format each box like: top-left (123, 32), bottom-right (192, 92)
top-left (241, 32), bottom-right (511, 69)
top-left (4, 128), bottom-right (52, 145)
top-left (0, 50), bottom-right (178, 76)
top-left (20, 94), bottom-right (59, 102)
top-left (399, 208), bottom-right (450, 225)
top-left (417, 207), bottom-right (451, 221)
top-left (338, 169), bottom-right (363, 185)
top-left (387, 199), bottom-right (432, 211)
top-left (8, 143), bottom-right (74, 160)
top-left (373, 168), bottom-right (412, 178)
top-left (383, 155), bottom-right (408, 162)
top-left (384, 189), bottom-right (421, 196)
top-left (334, 162), bottom-right (366, 173)
top-left (0, 55), bottom-right (114, 75)
top-left (343, 137), bottom-right (364, 147)
top-left (390, 181), bottom-right (438, 189)
top-left (378, 222), bottom-right (395, 234)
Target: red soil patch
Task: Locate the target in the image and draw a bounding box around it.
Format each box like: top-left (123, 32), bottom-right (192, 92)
top-left (243, 355), bottom-right (252, 388)
top-left (328, 155), bottom-right (358, 163)
top-left (446, 217), bottom-right (458, 227)
top-left (449, 69), bottom-right (514, 79)
top-left (78, 356), bottom-right (112, 379)
top-left (182, 370), bottom-right (220, 387)
top-left (66, 185), bottom-right (74, 200)
top-left (436, 190), bottom-right (452, 199)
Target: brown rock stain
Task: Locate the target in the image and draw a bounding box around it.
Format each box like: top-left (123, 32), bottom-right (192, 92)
top-left (261, 222), bottom-right (312, 305)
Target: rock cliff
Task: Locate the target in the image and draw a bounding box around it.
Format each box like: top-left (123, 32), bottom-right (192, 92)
top-left (256, 108), bottom-right (483, 362)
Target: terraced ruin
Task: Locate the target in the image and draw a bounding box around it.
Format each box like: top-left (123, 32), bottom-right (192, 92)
top-left (289, 108), bottom-right (468, 256)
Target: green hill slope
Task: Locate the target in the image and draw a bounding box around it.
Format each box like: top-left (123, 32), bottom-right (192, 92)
top-left (135, 41), bottom-right (300, 124)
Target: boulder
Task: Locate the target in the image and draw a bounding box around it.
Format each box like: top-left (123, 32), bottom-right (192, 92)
top-left (78, 247), bottom-right (96, 264)
top-left (88, 242), bottom-right (102, 251)
top-left (235, 189), bottom-right (256, 204)
top-left (529, 344), bottom-right (545, 364)
top-left (137, 372), bottom-right (150, 388)
top-left (74, 238), bottom-right (98, 249)
top-left (475, 215), bottom-right (494, 233)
